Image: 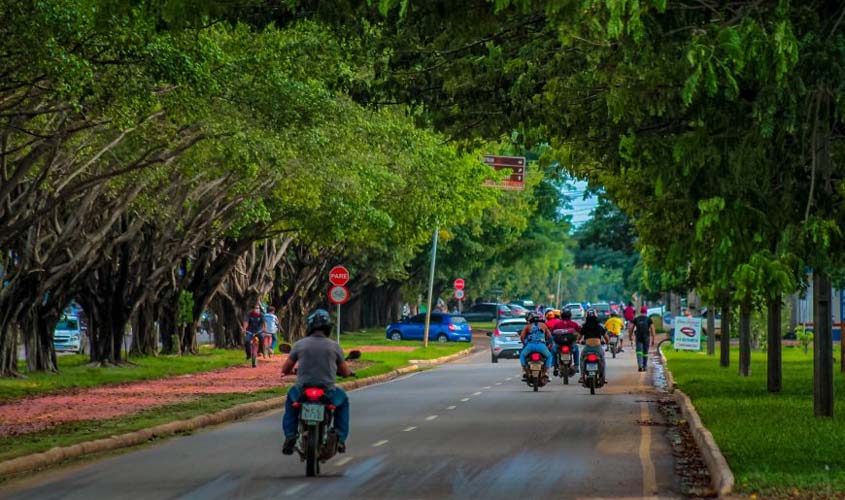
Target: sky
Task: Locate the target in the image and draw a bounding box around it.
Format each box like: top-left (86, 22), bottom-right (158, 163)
top-left (561, 180), bottom-right (598, 228)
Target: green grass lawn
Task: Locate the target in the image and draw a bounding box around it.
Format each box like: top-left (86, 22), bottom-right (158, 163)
top-left (1, 348), bottom-right (247, 402)
top-left (664, 346), bottom-right (845, 498)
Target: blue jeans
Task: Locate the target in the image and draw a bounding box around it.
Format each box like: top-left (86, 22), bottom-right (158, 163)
top-left (283, 386), bottom-right (350, 441)
top-left (245, 331), bottom-right (264, 357)
top-left (520, 343), bottom-right (553, 368)
top-left (267, 332), bottom-right (277, 350)
top-left (636, 337), bottom-right (651, 370)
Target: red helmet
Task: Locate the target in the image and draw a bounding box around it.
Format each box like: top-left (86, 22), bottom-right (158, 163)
top-left (640, 306), bottom-right (648, 314)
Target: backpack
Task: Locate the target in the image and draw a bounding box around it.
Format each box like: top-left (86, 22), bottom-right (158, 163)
top-left (633, 316), bottom-right (650, 338)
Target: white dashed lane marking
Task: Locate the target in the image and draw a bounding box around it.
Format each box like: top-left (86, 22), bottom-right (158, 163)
top-left (460, 398), bottom-right (471, 402)
top-left (495, 382), bottom-right (502, 386)
top-left (472, 392), bottom-right (482, 396)
top-left (285, 484), bottom-right (308, 496)
top-left (333, 457), bottom-right (353, 466)
top-left (403, 426), bottom-right (417, 432)
top-left (447, 405), bottom-right (457, 410)
top-left (483, 386), bottom-right (491, 389)
top-left (425, 415), bottom-right (439, 421)
top-left (372, 440), bottom-right (389, 447)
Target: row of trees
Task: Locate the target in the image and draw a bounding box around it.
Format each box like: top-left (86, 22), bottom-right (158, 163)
top-left (321, 0), bottom-right (844, 415)
top-left (1, 0), bottom-right (583, 377)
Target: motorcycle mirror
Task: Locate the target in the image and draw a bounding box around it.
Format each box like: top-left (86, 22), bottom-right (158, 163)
top-left (279, 343), bottom-right (292, 354)
top-left (346, 350), bottom-right (362, 360)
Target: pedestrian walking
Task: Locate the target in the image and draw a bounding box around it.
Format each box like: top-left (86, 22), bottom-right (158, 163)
top-left (264, 306), bottom-right (280, 354)
top-left (629, 306), bottom-right (656, 372)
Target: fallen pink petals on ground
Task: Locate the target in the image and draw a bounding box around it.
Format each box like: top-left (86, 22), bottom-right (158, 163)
top-left (0, 356), bottom-right (294, 438)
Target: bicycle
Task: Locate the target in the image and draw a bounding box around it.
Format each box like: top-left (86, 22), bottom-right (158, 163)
top-left (263, 332), bottom-right (273, 358)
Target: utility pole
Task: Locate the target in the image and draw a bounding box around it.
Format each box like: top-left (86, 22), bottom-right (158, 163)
top-left (555, 271), bottom-right (562, 309)
top-left (422, 226), bottom-right (439, 348)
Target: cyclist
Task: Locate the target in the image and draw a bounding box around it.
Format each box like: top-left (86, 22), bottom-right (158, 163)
top-left (242, 304), bottom-right (266, 362)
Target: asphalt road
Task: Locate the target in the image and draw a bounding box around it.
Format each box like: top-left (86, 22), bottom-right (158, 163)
top-left (1, 343), bottom-right (679, 500)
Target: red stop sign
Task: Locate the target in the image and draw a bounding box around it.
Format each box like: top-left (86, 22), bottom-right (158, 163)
top-left (454, 278), bottom-right (465, 290)
top-left (329, 266), bottom-right (350, 286)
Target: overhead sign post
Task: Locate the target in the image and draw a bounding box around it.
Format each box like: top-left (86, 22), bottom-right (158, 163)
top-left (328, 266), bottom-right (350, 346)
top-left (483, 155), bottom-right (527, 191)
top-left (673, 316), bottom-right (702, 351)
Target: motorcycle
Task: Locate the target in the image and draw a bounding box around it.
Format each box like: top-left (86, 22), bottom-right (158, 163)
top-left (581, 350), bottom-right (605, 395)
top-left (608, 334), bottom-right (620, 358)
top-left (524, 351), bottom-right (548, 392)
top-left (247, 331), bottom-right (262, 367)
top-left (280, 345), bottom-right (361, 477)
top-left (552, 330), bottom-right (578, 385)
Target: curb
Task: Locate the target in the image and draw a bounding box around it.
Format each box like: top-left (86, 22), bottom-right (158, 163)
top-left (0, 346), bottom-right (476, 478)
top-left (657, 344), bottom-right (735, 498)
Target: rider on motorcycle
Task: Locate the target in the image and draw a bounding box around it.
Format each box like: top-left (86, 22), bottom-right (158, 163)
top-left (281, 309), bottom-right (354, 455)
top-left (578, 309), bottom-right (609, 384)
top-left (519, 313), bottom-right (553, 379)
top-left (557, 309), bottom-right (582, 373)
top-left (604, 311), bottom-right (625, 352)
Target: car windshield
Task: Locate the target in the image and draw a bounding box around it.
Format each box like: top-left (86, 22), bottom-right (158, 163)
top-left (594, 304), bottom-right (610, 312)
top-left (450, 316), bottom-right (467, 324)
top-left (56, 319), bottom-right (78, 330)
top-left (498, 322), bottom-right (525, 333)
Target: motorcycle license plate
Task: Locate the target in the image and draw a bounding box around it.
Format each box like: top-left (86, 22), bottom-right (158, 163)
top-left (301, 403), bottom-right (325, 423)
top-left (586, 363), bottom-right (599, 372)
top-left (528, 362), bottom-right (542, 371)
top-left (561, 354), bottom-right (571, 362)
top-left (610, 336), bottom-right (618, 344)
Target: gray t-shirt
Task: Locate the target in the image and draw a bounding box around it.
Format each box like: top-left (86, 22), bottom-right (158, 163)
top-left (289, 333), bottom-right (344, 389)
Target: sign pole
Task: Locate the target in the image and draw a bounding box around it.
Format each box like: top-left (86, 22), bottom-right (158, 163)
top-left (423, 226), bottom-right (439, 348)
top-left (336, 303), bottom-right (341, 347)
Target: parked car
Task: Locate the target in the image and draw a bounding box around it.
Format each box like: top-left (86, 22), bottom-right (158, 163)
top-left (510, 299), bottom-right (535, 309)
top-left (487, 318), bottom-right (527, 363)
top-left (507, 303), bottom-right (529, 317)
top-left (386, 313), bottom-right (472, 343)
top-left (461, 303), bottom-right (513, 322)
top-left (563, 303), bottom-right (585, 319)
top-left (593, 302), bottom-right (612, 322)
top-left (53, 315), bottom-right (84, 354)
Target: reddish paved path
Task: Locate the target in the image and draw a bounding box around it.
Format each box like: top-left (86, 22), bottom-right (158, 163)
top-left (0, 346), bottom-right (411, 438)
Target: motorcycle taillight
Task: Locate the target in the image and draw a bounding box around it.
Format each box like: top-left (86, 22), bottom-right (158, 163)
top-left (586, 354), bottom-right (599, 362)
top-left (561, 345), bottom-right (570, 353)
top-left (530, 352), bottom-right (541, 362)
top-left (304, 387), bottom-right (325, 401)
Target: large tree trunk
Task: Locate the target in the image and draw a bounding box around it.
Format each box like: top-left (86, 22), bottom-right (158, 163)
top-left (130, 301), bottom-right (158, 356)
top-left (813, 272), bottom-right (833, 417)
top-left (720, 304), bottom-right (731, 368)
top-left (767, 295), bottom-right (782, 393)
top-left (738, 300), bottom-right (751, 377)
top-left (159, 300), bottom-right (180, 354)
top-left (706, 303), bottom-right (716, 356)
top-left (21, 305), bottom-right (59, 373)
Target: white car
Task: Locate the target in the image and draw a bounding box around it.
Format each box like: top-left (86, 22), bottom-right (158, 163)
top-left (563, 303), bottom-right (585, 319)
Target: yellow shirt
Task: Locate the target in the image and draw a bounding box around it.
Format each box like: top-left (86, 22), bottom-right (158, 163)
top-left (605, 317), bottom-right (624, 336)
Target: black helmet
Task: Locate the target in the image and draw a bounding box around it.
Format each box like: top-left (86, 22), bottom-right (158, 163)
top-left (527, 312), bottom-right (541, 323)
top-left (561, 309), bottom-right (572, 320)
top-left (306, 308), bottom-right (333, 334)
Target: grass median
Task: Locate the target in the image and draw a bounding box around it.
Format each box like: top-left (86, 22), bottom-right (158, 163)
top-left (663, 345), bottom-right (845, 498)
top-left (0, 331), bottom-right (468, 464)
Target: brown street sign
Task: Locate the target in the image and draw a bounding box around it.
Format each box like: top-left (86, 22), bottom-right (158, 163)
top-left (482, 155), bottom-right (526, 190)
